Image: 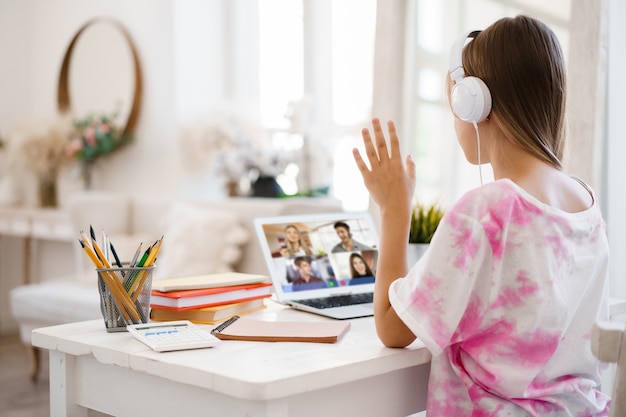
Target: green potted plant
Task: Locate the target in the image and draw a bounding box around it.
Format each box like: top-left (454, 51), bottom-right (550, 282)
top-left (408, 203), bottom-right (445, 265)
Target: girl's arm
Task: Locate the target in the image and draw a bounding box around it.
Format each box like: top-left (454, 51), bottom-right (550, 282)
top-left (353, 118), bottom-right (417, 347)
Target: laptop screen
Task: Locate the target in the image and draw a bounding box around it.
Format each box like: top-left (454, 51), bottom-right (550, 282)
top-left (254, 212), bottom-right (379, 299)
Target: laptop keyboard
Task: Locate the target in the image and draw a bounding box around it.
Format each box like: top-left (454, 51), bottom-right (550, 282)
top-left (296, 293), bottom-right (373, 309)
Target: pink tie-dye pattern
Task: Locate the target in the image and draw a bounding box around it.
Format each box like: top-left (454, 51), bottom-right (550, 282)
top-left (454, 293), bottom-right (485, 343)
top-left (503, 327), bottom-right (561, 366)
top-left (410, 273), bottom-right (443, 315)
top-left (426, 373), bottom-right (469, 416)
top-left (449, 223), bottom-right (482, 273)
top-left (544, 233), bottom-right (568, 264)
top-left (491, 270), bottom-right (539, 309)
top-left (409, 273), bottom-right (458, 348)
top-left (482, 193), bottom-right (542, 260)
top-left (393, 180), bottom-right (609, 416)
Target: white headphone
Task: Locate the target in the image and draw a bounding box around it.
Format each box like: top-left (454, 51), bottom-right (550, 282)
top-left (449, 31), bottom-right (492, 123)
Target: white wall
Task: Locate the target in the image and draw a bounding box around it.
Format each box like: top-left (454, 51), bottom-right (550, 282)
top-left (0, 0), bottom-right (193, 206)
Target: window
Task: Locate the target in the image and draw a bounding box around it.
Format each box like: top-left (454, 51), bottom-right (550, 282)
top-left (177, 0), bottom-right (569, 211)
top-left (257, 0), bottom-right (377, 210)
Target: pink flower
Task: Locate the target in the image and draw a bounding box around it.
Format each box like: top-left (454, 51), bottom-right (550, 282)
top-left (65, 138), bottom-right (83, 156)
top-left (99, 123), bottom-right (111, 134)
top-left (84, 126), bottom-right (97, 146)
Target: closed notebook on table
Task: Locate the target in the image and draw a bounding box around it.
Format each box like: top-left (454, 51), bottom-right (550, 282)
top-left (211, 315), bottom-right (351, 343)
top-left (152, 272), bottom-right (270, 292)
top-left (150, 282), bottom-right (273, 310)
top-left (150, 298), bottom-right (266, 324)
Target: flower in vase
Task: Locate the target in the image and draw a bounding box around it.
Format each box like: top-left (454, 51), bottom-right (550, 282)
top-left (213, 132), bottom-right (294, 185)
top-left (66, 111), bottom-right (130, 162)
top-left (65, 111), bottom-right (131, 188)
top-left (3, 116), bottom-right (74, 206)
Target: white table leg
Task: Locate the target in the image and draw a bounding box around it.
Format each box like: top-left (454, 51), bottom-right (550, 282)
top-left (49, 350), bottom-right (88, 417)
top-left (264, 399), bottom-right (289, 417)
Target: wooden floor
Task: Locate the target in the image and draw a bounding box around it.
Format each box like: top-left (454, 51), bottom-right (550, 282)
top-left (0, 333), bottom-right (50, 417)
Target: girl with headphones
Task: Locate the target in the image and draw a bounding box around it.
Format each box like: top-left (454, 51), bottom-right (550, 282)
top-left (353, 15), bottom-right (609, 416)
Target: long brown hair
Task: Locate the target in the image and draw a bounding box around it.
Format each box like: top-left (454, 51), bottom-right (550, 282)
top-left (449, 15), bottom-right (567, 169)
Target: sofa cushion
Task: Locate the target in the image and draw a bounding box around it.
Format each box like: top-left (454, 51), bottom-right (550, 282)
top-left (9, 281), bottom-right (103, 343)
top-left (152, 202), bottom-right (249, 280)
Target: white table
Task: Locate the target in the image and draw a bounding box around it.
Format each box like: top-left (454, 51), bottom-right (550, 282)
top-left (32, 301), bottom-right (432, 417)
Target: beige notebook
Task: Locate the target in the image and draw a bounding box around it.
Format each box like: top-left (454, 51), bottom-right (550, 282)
top-left (152, 272), bottom-right (270, 292)
top-left (210, 316), bottom-right (351, 343)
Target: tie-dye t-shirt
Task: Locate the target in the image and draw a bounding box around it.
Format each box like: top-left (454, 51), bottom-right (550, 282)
top-left (390, 179), bottom-right (610, 416)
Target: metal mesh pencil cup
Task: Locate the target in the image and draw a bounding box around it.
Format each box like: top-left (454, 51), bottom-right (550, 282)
top-left (96, 265), bottom-right (154, 332)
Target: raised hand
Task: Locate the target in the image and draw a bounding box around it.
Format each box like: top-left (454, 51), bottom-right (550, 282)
top-left (352, 118), bottom-right (416, 217)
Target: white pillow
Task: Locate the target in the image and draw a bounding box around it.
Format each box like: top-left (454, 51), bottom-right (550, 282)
top-left (152, 202), bottom-right (248, 280)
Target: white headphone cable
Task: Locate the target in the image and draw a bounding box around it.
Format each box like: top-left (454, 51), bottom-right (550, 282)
top-left (472, 121), bottom-right (484, 186)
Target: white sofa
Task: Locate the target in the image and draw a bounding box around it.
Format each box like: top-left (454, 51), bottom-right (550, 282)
top-left (9, 191), bottom-right (343, 379)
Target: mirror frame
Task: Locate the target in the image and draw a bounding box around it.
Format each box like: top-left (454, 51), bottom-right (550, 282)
top-left (57, 17), bottom-right (143, 137)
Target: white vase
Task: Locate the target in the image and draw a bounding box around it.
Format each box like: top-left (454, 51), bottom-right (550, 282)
top-left (407, 243), bottom-right (429, 267)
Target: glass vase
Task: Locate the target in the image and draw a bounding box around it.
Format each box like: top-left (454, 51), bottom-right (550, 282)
top-left (38, 174), bottom-right (57, 207)
top-left (82, 160), bottom-right (94, 190)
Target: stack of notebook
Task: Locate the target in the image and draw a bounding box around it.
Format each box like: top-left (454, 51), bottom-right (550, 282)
top-left (149, 272), bottom-right (272, 324)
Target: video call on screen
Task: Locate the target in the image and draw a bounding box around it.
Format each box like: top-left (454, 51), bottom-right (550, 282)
top-left (262, 219), bottom-right (378, 293)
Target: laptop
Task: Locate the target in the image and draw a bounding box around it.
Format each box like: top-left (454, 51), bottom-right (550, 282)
top-left (254, 212), bottom-right (379, 319)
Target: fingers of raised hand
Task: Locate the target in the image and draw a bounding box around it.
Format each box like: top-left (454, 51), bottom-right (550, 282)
top-left (387, 120), bottom-right (400, 150)
top-left (360, 125), bottom-right (380, 166)
top-left (371, 118), bottom-right (390, 161)
top-left (352, 147), bottom-right (370, 175)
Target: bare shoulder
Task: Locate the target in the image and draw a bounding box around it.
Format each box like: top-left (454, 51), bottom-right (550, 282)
top-left (537, 171), bottom-right (593, 213)
top-left (513, 169), bottom-right (593, 213)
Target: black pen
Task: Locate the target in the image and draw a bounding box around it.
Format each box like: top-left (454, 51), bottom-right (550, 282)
top-left (109, 240), bottom-right (123, 268)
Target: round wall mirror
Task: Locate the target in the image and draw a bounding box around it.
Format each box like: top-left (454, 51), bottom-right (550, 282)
top-left (57, 18), bottom-right (142, 136)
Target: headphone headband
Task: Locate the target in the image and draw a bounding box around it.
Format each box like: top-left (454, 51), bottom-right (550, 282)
top-left (449, 30), bottom-right (482, 81)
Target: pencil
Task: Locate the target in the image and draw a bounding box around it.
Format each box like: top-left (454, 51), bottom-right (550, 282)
top-left (102, 230), bottom-right (109, 263)
top-left (122, 242), bottom-right (144, 291)
top-left (79, 239), bottom-right (103, 268)
top-left (91, 238), bottom-right (142, 322)
top-left (80, 239), bottom-right (133, 322)
top-left (144, 236), bottom-right (163, 267)
top-left (91, 238), bottom-right (112, 268)
top-left (124, 244), bottom-right (151, 292)
top-left (130, 242), bottom-right (142, 267)
top-left (130, 236), bottom-right (164, 302)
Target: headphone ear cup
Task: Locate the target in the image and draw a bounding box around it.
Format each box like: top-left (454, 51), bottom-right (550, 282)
top-left (451, 76), bottom-right (492, 123)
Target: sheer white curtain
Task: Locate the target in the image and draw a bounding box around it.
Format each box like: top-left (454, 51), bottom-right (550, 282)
top-left (367, 0), bottom-right (408, 229)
